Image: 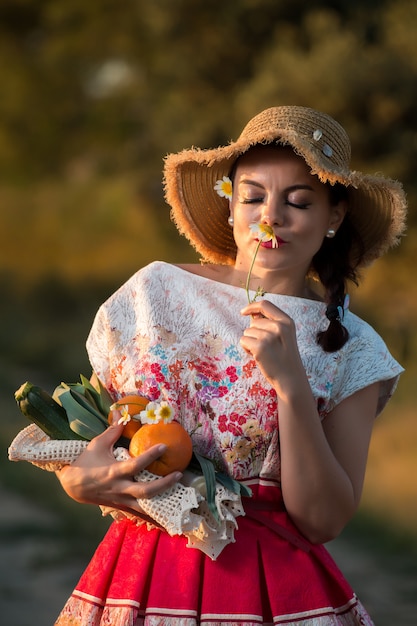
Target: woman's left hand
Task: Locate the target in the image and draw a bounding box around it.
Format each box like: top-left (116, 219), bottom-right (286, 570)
top-left (240, 300), bottom-right (304, 390)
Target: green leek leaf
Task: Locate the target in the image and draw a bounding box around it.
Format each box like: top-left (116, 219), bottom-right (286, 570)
top-left (215, 472), bottom-right (252, 497)
top-left (79, 374), bottom-right (113, 415)
top-left (68, 417), bottom-right (105, 440)
top-left (193, 452), bottom-right (220, 524)
top-left (54, 388), bottom-right (107, 433)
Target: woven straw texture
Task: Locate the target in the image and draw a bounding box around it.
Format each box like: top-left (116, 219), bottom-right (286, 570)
top-left (164, 105), bottom-right (407, 267)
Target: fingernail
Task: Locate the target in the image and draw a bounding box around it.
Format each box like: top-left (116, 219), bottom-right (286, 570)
top-left (174, 472), bottom-right (183, 481)
top-left (109, 409), bottom-right (120, 425)
top-left (158, 444), bottom-right (168, 453)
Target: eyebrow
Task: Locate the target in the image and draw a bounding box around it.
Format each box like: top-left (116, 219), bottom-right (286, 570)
top-left (239, 178), bottom-right (265, 189)
top-left (239, 179), bottom-right (316, 193)
top-left (286, 184), bottom-right (315, 193)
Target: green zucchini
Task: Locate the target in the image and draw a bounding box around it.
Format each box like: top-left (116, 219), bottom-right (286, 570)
top-left (15, 381), bottom-right (83, 440)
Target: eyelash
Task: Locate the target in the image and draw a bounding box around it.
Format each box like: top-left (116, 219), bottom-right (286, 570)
top-left (240, 197), bottom-right (263, 204)
top-left (240, 198), bottom-right (310, 209)
top-left (287, 200), bottom-right (310, 210)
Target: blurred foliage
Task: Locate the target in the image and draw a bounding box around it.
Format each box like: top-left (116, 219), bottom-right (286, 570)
top-left (0, 0), bottom-right (417, 198)
top-left (0, 0), bottom-right (416, 538)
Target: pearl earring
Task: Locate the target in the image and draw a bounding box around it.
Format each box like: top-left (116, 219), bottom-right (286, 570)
top-left (326, 228), bottom-right (336, 238)
top-left (228, 216), bottom-right (234, 226)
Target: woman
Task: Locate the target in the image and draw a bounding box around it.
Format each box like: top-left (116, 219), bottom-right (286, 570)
top-left (15, 106), bottom-right (407, 625)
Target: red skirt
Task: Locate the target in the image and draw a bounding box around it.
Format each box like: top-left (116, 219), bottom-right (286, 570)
top-left (55, 480), bottom-right (374, 626)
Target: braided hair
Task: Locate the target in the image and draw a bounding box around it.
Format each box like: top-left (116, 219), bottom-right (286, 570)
top-left (313, 184), bottom-right (365, 352)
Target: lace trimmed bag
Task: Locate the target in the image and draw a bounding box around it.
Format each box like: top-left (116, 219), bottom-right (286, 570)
top-left (8, 424), bottom-right (246, 560)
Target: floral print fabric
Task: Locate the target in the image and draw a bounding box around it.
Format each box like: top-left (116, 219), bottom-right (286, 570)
top-left (86, 261), bottom-right (403, 483)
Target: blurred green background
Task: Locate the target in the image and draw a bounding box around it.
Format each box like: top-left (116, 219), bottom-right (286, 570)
top-left (0, 0), bottom-right (416, 616)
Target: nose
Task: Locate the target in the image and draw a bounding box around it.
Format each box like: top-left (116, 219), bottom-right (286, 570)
top-left (261, 200), bottom-right (284, 226)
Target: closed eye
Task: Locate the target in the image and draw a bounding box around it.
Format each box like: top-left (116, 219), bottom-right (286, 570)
top-left (286, 200), bottom-right (310, 209)
top-left (239, 196), bottom-right (264, 204)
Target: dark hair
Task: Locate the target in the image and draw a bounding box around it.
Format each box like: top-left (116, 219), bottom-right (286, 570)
top-left (313, 184), bottom-right (365, 352)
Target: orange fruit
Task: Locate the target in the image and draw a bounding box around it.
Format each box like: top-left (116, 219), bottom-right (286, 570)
top-left (129, 421), bottom-right (193, 476)
top-left (108, 394), bottom-right (149, 439)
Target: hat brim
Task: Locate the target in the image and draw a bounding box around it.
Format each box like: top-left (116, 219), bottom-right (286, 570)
top-left (164, 138), bottom-right (407, 267)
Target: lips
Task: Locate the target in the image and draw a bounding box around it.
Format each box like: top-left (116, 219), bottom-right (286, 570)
top-left (259, 240), bottom-right (274, 248)
top-left (258, 237), bottom-right (287, 248)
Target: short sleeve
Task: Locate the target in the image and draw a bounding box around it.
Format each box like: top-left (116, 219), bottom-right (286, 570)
top-left (329, 324), bottom-right (404, 416)
top-left (84, 262), bottom-right (164, 395)
top-left (85, 268), bottom-right (143, 391)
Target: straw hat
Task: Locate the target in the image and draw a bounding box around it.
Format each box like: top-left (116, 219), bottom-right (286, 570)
top-left (164, 105), bottom-right (407, 267)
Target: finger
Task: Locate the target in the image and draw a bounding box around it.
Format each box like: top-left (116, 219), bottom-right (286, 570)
top-left (241, 300), bottom-right (282, 319)
top-left (240, 334), bottom-right (261, 353)
top-left (108, 408), bottom-right (121, 425)
top-left (242, 319), bottom-right (276, 342)
top-left (115, 444), bottom-right (168, 477)
top-left (87, 422), bottom-right (124, 451)
top-left (112, 470), bottom-right (181, 511)
top-left (133, 470), bottom-right (183, 498)
top-left (242, 303), bottom-right (295, 333)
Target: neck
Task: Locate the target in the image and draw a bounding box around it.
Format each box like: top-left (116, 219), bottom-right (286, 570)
top-left (230, 262), bottom-right (313, 299)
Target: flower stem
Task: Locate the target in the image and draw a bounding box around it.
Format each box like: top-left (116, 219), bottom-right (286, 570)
top-left (245, 240), bottom-right (262, 304)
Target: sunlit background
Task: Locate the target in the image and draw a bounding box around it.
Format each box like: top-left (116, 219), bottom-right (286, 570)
top-left (0, 1), bottom-right (416, 624)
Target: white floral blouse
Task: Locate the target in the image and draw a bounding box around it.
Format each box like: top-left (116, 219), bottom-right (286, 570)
top-left (86, 261), bottom-right (403, 483)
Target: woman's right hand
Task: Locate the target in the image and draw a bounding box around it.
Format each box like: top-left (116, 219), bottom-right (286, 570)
top-left (56, 423), bottom-right (182, 519)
